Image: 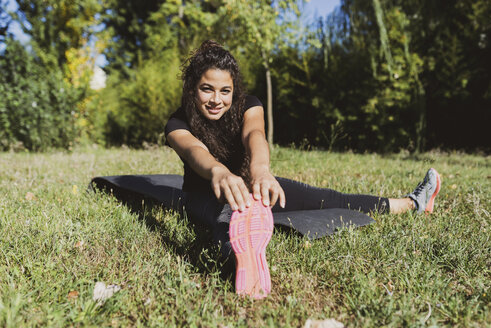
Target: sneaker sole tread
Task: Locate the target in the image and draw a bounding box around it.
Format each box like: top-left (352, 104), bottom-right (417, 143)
top-left (229, 196), bottom-right (273, 299)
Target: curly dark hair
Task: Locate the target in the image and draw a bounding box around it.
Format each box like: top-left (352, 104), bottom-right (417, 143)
top-left (181, 40), bottom-right (251, 184)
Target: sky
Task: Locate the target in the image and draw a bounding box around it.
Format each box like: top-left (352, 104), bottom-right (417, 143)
top-left (302, 0), bottom-right (340, 24)
top-left (4, 0), bottom-right (30, 44)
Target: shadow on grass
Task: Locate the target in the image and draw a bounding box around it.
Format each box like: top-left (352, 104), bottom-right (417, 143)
top-left (88, 175), bottom-right (375, 289)
top-left (89, 182), bottom-right (236, 284)
top-left (122, 198), bottom-right (305, 280)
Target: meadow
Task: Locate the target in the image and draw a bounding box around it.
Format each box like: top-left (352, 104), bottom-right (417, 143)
top-left (0, 146), bottom-right (489, 327)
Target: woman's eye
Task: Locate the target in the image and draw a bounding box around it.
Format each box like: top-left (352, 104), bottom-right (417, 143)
top-left (221, 90), bottom-right (231, 94)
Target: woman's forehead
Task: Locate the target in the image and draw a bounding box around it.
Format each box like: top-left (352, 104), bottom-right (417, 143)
top-left (199, 69), bottom-right (233, 86)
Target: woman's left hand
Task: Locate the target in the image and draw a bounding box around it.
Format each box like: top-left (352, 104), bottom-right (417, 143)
top-left (250, 164), bottom-right (285, 208)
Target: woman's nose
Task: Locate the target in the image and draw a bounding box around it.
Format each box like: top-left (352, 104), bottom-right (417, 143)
top-left (210, 92), bottom-right (221, 104)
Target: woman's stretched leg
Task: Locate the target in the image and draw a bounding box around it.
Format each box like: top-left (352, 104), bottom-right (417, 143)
top-left (180, 176), bottom-right (389, 255)
top-left (271, 177), bottom-right (390, 214)
top-left (182, 190), bottom-right (234, 259)
top-left (180, 168), bottom-right (441, 256)
top-left (271, 168), bottom-right (441, 215)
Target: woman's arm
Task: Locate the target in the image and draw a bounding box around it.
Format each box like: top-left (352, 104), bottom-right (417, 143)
top-left (167, 129), bottom-right (251, 211)
top-left (242, 106), bottom-right (285, 208)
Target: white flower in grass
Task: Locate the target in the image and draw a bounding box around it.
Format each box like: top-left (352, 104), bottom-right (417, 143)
top-left (93, 281), bottom-right (121, 303)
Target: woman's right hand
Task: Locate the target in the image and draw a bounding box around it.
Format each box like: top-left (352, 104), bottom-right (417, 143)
top-left (210, 166), bottom-right (251, 212)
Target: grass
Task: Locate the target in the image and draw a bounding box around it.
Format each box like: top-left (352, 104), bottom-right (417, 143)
top-left (0, 145), bottom-right (489, 327)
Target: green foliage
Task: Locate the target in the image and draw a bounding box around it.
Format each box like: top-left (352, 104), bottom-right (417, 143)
top-left (95, 43), bottom-right (182, 146)
top-left (147, 0), bottom-right (221, 58)
top-left (217, 0), bottom-right (305, 145)
top-left (101, 0), bottom-right (220, 74)
top-left (399, 0), bottom-right (491, 150)
top-left (101, 0), bottom-right (166, 75)
top-left (361, 6), bottom-right (425, 152)
top-left (14, 0), bottom-right (102, 67)
top-left (0, 38), bottom-right (82, 151)
top-left (2, 0), bottom-right (490, 151)
top-left (262, 0), bottom-right (490, 152)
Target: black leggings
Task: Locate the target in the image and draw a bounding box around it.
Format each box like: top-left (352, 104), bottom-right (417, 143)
top-left (182, 177), bottom-right (389, 258)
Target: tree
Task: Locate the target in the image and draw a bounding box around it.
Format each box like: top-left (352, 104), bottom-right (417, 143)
top-left (100, 0), bottom-right (166, 75)
top-left (147, 0), bottom-right (222, 58)
top-left (101, 0), bottom-right (224, 72)
top-left (13, 0), bottom-right (102, 68)
top-left (396, 0), bottom-right (491, 150)
top-left (341, 0), bottom-right (491, 150)
top-left (364, 3), bottom-right (425, 151)
top-left (217, 0), bottom-right (304, 146)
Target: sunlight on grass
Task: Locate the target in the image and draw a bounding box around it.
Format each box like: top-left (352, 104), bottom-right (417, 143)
top-left (0, 147), bottom-right (489, 327)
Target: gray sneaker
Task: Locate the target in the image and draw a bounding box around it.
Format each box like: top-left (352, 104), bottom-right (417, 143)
top-left (407, 168), bottom-right (442, 213)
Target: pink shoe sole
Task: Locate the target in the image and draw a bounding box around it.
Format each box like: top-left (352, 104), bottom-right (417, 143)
top-left (425, 168), bottom-right (441, 213)
top-left (229, 195), bottom-right (274, 299)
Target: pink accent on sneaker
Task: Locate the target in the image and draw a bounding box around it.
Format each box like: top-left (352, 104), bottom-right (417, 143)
top-left (425, 168), bottom-right (441, 213)
top-left (229, 195), bottom-right (274, 299)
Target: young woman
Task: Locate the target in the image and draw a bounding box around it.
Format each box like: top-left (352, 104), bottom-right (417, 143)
top-left (165, 40), bottom-right (441, 299)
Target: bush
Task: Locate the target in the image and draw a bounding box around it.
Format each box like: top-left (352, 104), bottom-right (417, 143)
top-left (96, 45), bottom-right (182, 147)
top-left (0, 39), bottom-right (82, 151)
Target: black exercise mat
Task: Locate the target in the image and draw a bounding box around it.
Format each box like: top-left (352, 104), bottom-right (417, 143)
top-left (272, 208), bottom-right (375, 239)
top-left (90, 174), bottom-right (375, 240)
top-left (91, 174), bottom-right (186, 210)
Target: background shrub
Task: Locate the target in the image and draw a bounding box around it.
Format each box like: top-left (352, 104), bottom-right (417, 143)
top-left (94, 45), bottom-right (182, 147)
top-left (0, 38), bottom-right (82, 151)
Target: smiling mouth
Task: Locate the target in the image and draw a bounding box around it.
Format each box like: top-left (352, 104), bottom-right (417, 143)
top-left (206, 106), bottom-right (222, 114)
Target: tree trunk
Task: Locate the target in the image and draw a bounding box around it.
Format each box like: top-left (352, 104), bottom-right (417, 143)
top-left (265, 67), bottom-right (273, 146)
top-left (415, 86), bottom-right (426, 153)
top-left (262, 51), bottom-right (273, 147)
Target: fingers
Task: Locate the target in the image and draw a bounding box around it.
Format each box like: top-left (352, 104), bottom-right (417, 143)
top-left (260, 183), bottom-right (270, 207)
top-left (230, 183), bottom-right (246, 212)
top-left (216, 172), bottom-right (284, 210)
top-left (270, 185), bottom-right (279, 208)
top-left (269, 183), bottom-right (285, 208)
top-left (218, 175), bottom-right (250, 212)
top-left (212, 182), bottom-right (221, 201)
top-left (252, 183), bottom-right (261, 201)
top-left (269, 180), bottom-right (286, 208)
top-left (222, 185), bottom-right (239, 211)
top-left (239, 182), bottom-right (251, 207)
top-left (279, 186), bottom-right (286, 208)
top-left (252, 179), bottom-right (285, 208)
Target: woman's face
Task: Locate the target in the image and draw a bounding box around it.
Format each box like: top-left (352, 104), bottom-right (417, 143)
top-left (196, 68), bottom-right (234, 120)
